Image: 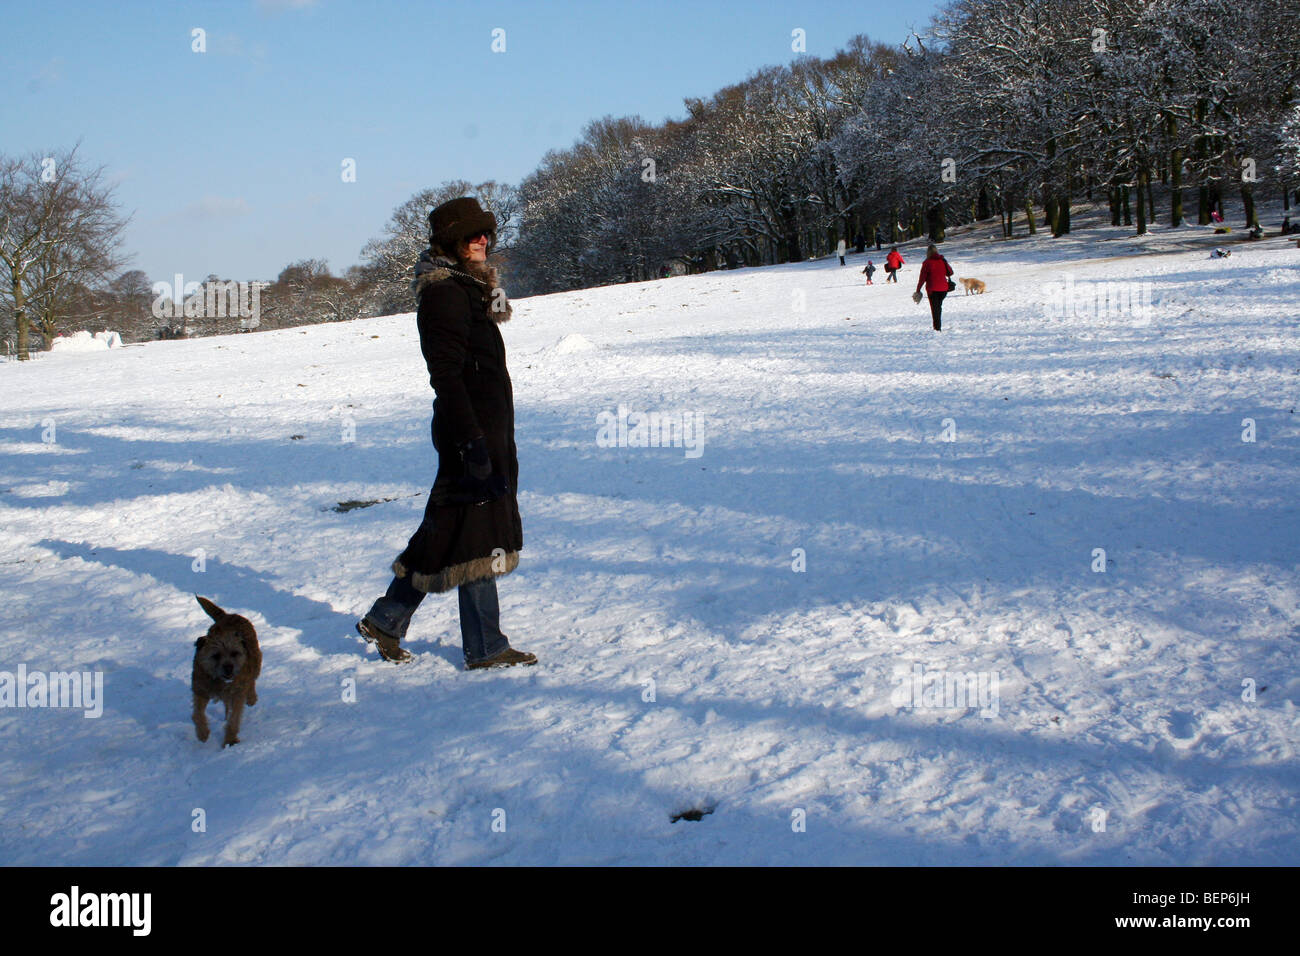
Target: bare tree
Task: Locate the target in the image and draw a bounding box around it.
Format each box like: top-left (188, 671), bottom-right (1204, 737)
top-left (359, 180), bottom-right (519, 316)
top-left (0, 146), bottom-right (129, 358)
top-left (106, 269), bottom-right (155, 341)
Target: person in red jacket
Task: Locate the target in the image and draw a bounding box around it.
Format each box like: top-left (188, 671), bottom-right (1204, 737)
top-left (915, 243), bottom-right (954, 331)
top-left (884, 246), bottom-right (904, 282)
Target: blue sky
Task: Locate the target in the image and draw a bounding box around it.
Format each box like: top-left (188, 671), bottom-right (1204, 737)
top-left (3, 0), bottom-right (941, 283)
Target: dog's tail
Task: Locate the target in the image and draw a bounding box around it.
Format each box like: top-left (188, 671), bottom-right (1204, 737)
top-left (196, 595), bottom-right (228, 622)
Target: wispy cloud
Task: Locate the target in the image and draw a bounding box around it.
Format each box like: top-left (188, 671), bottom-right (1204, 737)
top-left (26, 57), bottom-right (64, 93)
top-left (256, 0), bottom-right (320, 11)
top-left (159, 196), bottom-right (252, 225)
top-left (203, 32), bottom-right (269, 63)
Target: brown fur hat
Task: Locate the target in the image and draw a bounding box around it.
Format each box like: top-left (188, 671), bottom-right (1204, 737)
top-left (428, 197), bottom-right (497, 257)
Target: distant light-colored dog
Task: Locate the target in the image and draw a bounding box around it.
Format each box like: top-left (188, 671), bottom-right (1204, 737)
top-left (191, 596), bottom-right (261, 747)
top-left (959, 277), bottom-right (987, 295)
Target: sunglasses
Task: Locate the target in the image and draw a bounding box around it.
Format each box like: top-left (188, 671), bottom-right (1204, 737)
top-left (462, 231), bottom-right (492, 244)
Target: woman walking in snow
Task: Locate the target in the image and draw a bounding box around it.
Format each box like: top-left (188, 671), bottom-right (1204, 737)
top-left (356, 197), bottom-right (535, 669)
top-left (884, 246), bottom-right (904, 282)
top-left (915, 243), bottom-right (955, 332)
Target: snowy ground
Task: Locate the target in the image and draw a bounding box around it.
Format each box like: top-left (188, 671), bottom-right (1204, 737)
top-left (1, 204), bottom-right (1297, 865)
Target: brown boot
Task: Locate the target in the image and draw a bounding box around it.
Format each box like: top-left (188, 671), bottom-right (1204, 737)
top-left (356, 619), bottom-right (413, 663)
top-left (465, 646), bottom-right (537, 670)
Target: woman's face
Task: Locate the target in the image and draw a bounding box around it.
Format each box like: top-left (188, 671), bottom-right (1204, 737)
top-left (461, 232), bottom-right (489, 263)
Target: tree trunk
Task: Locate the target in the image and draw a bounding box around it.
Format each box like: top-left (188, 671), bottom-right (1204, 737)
top-left (1194, 98), bottom-right (1209, 221)
top-left (977, 187), bottom-right (991, 220)
top-left (1056, 192), bottom-right (1071, 235)
top-left (10, 276), bottom-right (29, 361)
top-left (1241, 184), bottom-right (1257, 228)
top-left (1170, 118), bottom-right (1184, 227)
top-left (1136, 164), bottom-right (1149, 235)
top-left (890, 207), bottom-right (900, 244)
top-left (1145, 177), bottom-right (1155, 223)
top-left (1110, 186), bottom-right (1121, 226)
top-left (1025, 196), bottom-right (1037, 235)
top-left (928, 202), bottom-right (946, 242)
top-left (1044, 191), bottom-right (1059, 235)
top-left (1122, 184), bottom-right (1133, 225)
top-left (778, 206), bottom-right (802, 263)
top-left (38, 307), bottom-right (58, 349)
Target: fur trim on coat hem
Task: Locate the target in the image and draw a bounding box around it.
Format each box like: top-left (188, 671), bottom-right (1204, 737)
top-left (392, 551), bottom-right (519, 594)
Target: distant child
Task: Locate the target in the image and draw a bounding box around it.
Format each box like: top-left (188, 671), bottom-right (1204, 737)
top-left (863, 260), bottom-right (876, 284)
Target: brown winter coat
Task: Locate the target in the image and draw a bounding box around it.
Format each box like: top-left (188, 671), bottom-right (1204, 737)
top-left (393, 255), bottom-right (522, 593)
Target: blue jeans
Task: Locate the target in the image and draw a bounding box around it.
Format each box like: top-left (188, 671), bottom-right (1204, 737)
top-left (365, 574), bottom-right (510, 664)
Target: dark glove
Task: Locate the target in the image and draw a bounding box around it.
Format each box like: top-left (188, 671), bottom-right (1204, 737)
top-left (461, 435), bottom-right (492, 480)
top-left (448, 436), bottom-right (507, 505)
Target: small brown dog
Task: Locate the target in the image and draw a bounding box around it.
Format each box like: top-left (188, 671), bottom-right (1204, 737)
top-left (191, 596), bottom-right (261, 747)
top-left (959, 277), bottom-right (987, 295)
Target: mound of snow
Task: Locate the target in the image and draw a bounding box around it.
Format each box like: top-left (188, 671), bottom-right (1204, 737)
top-left (48, 330), bottom-right (122, 353)
top-left (552, 332), bottom-right (595, 354)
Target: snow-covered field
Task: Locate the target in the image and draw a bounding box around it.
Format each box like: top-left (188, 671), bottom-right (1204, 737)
top-left (2, 206), bottom-right (1297, 865)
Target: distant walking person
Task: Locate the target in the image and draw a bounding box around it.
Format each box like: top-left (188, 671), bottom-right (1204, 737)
top-left (915, 243), bottom-right (955, 331)
top-left (837, 238), bottom-right (847, 266)
top-left (356, 196), bottom-right (536, 670)
top-left (884, 246), bottom-right (904, 282)
top-left (862, 260), bottom-right (876, 284)
top-left (875, 227), bottom-right (885, 250)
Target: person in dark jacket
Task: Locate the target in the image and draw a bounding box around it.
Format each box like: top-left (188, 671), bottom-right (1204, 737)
top-left (862, 260), bottom-right (876, 284)
top-left (356, 197), bottom-right (535, 669)
top-left (915, 243), bottom-right (955, 331)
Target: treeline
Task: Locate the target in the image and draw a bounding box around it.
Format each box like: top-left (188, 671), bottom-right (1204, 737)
top-left (148, 260), bottom-right (377, 339)
top-left (2, 263), bottom-right (376, 346)
top-left (501, 0), bottom-right (1299, 295)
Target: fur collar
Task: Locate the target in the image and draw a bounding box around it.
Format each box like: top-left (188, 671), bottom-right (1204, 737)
top-left (413, 251), bottom-right (512, 323)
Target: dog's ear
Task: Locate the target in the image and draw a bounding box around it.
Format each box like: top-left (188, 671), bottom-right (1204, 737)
top-left (196, 595), bottom-right (226, 622)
